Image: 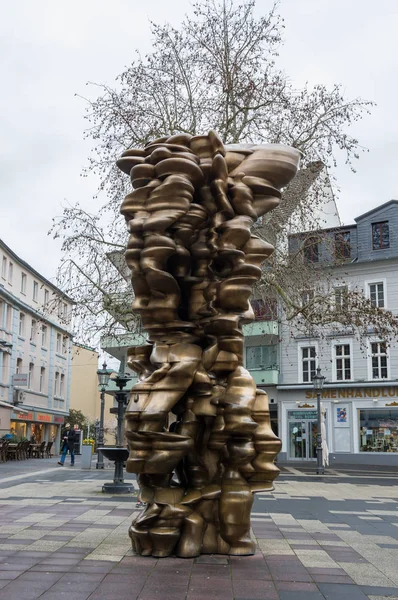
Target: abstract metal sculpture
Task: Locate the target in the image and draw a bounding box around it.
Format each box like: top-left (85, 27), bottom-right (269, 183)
top-left (117, 132), bottom-right (300, 558)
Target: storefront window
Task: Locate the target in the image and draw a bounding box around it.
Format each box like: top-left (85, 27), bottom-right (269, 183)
top-left (359, 409), bottom-right (398, 452)
top-left (10, 421), bottom-right (26, 440)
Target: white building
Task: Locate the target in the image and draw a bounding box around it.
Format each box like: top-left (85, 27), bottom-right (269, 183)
top-left (0, 239), bottom-right (73, 445)
top-left (276, 200), bottom-right (398, 466)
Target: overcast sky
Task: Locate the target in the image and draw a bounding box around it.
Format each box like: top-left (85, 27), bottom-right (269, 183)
top-left (1, 0), bottom-right (397, 281)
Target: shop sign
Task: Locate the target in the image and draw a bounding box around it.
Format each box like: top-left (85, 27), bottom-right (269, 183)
top-left (10, 410), bottom-right (65, 424)
top-left (12, 373), bottom-right (29, 386)
top-left (11, 410), bottom-right (34, 421)
top-left (36, 413), bottom-right (52, 423)
top-left (306, 387), bottom-right (398, 400)
top-left (289, 410), bottom-right (318, 420)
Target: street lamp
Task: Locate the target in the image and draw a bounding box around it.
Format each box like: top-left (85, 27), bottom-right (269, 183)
top-left (96, 362), bottom-right (111, 469)
top-left (312, 366), bottom-right (326, 475)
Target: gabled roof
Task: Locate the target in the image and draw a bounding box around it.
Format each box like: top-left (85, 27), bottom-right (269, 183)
top-left (355, 200), bottom-right (398, 222)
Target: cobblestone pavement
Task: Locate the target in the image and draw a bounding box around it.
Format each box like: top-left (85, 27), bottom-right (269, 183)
top-left (0, 459), bottom-right (397, 599)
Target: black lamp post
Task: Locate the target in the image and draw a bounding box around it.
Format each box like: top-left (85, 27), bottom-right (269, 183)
top-left (312, 366), bottom-right (326, 475)
top-left (98, 371), bottom-right (133, 494)
top-left (96, 362), bottom-right (111, 469)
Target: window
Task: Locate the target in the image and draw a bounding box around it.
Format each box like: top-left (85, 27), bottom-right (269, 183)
top-left (40, 367), bottom-right (45, 393)
top-left (251, 299), bottom-right (277, 321)
top-left (58, 301), bottom-right (63, 318)
top-left (21, 272), bottom-right (27, 294)
top-left (335, 231), bottom-right (351, 260)
top-left (8, 262), bottom-right (13, 284)
top-left (28, 362), bottom-right (34, 389)
top-left (246, 345), bottom-right (277, 370)
top-left (335, 344), bottom-right (351, 381)
top-left (33, 281), bottom-right (39, 302)
top-left (54, 372), bottom-right (59, 396)
top-left (18, 313), bottom-right (25, 337)
top-left (371, 342), bottom-right (388, 379)
top-left (301, 289), bottom-right (315, 307)
top-left (5, 304), bottom-right (12, 331)
top-left (301, 346), bottom-right (316, 382)
top-left (16, 358), bottom-right (23, 374)
top-left (360, 409), bottom-right (398, 453)
top-left (303, 238), bottom-right (319, 263)
top-left (60, 374), bottom-right (65, 398)
top-left (369, 282), bottom-right (385, 308)
top-left (56, 333), bottom-right (61, 354)
top-left (63, 302), bottom-right (68, 318)
top-left (334, 286), bottom-right (348, 311)
top-left (41, 325), bottom-right (47, 347)
top-left (44, 289), bottom-right (49, 305)
top-left (1, 256), bottom-right (6, 279)
top-left (30, 319), bottom-right (37, 341)
top-left (372, 221), bottom-right (389, 250)
top-left (62, 335), bottom-right (68, 355)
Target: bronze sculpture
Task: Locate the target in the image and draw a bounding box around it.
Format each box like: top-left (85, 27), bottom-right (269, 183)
top-left (117, 132), bottom-right (300, 558)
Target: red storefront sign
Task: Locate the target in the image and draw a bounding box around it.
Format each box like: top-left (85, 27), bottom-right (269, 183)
top-left (36, 413), bottom-right (52, 422)
top-left (11, 411), bottom-right (65, 424)
top-left (12, 411), bottom-right (34, 421)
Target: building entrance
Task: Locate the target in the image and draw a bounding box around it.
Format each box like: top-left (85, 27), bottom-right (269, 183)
top-left (288, 410), bottom-right (318, 460)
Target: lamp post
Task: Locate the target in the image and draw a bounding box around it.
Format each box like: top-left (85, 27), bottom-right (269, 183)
top-left (96, 362), bottom-right (111, 469)
top-left (312, 366), bottom-right (326, 475)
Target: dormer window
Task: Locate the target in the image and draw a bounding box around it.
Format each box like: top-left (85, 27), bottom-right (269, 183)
top-left (372, 221), bottom-right (389, 250)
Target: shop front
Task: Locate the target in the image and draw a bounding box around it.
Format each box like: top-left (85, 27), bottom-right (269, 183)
top-left (278, 384), bottom-right (398, 465)
top-left (10, 409), bottom-right (65, 446)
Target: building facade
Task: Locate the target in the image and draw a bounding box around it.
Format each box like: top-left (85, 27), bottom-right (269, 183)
top-left (277, 200), bottom-right (398, 465)
top-left (69, 344), bottom-right (117, 444)
top-left (0, 240), bottom-right (73, 446)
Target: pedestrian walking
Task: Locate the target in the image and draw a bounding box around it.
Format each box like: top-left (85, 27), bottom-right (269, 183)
top-left (58, 425), bottom-right (76, 466)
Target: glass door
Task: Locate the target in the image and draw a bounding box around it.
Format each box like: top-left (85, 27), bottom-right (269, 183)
top-left (289, 420), bottom-right (318, 460)
top-left (289, 421), bottom-right (307, 459)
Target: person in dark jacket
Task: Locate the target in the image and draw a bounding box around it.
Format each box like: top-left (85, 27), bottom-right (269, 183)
top-left (58, 426), bottom-right (76, 466)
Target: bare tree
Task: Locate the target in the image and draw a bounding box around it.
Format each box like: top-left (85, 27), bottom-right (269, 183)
top-left (51, 0), bottom-right (397, 347)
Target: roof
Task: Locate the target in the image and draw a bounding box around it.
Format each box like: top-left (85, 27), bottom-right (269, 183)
top-left (0, 238), bottom-right (74, 303)
top-left (288, 222), bottom-right (356, 238)
top-left (73, 342), bottom-right (98, 353)
top-left (354, 199), bottom-right (398, 222)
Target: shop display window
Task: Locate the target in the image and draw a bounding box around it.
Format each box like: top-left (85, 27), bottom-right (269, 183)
top-left (359, 409), bottom-right (398, 452)
top-left (10, 421), bottom-right (27, 440)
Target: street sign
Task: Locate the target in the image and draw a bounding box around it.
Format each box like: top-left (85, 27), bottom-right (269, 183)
top-left (12, 373), bottom-right (28, 386)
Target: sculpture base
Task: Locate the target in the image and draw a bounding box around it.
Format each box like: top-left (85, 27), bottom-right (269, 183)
top-left (102, 482), bottom-right (133, 494)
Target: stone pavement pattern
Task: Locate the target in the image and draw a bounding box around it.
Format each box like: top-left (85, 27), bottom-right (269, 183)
top-left (0, 460), bottom-right (397, 599)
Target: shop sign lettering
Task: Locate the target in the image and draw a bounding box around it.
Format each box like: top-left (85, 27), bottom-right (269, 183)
top-left (288, 411), bottom-right (318, 420)
top-left (36, 413), bottom-right (52, 422)
top-left (54, 416), bottom-right (64, 424)
top-left (306, 387), bottom-right (398, 400)
top-left (12, 411), bottom-right (34, 420)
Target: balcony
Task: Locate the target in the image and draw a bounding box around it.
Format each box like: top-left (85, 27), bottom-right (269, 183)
top-left (243, 320), bottom-right (278, 338)
top-left (248, 367), bottom-right (279, 386)
top-left (101, 332), bottom-right (147, 362)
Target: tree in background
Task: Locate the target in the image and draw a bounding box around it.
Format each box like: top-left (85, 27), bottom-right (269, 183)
top-left (51, 0), bottom-right (398, 346)
top-left (66, 409), bottom-right (88, 432)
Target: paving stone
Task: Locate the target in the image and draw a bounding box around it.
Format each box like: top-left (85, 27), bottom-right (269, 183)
top-left (317, 582), bottom-right (370, 598)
